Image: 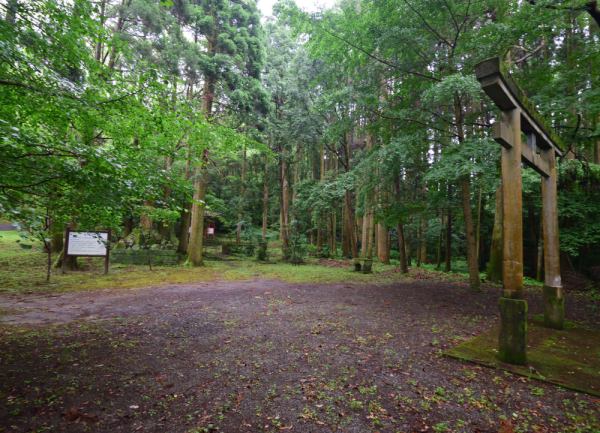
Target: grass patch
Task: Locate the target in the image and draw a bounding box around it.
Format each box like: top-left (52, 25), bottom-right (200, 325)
top-left (0, 231), bottom-right (40, 260)
top-left (216, 257), bottom-right (402, 284)
top-left (0, 231), bottom-right (413, 294)
top-left (445, 319), bottom-right (600, 397)
top-left (0, 230), bottom-right (555, 295)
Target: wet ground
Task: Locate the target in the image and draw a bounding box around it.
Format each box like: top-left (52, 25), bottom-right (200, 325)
top-left (0, 278), bottom-right (598, 432)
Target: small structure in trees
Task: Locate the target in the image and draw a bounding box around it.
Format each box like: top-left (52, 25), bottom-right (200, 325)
top-left (475, 57), bottom-right (564, 365)
top-left (205, 221), bottom-right (216, 240)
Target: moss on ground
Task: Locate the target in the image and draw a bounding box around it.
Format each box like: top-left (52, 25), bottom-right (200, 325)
top-left (445, 320), bottom-right (600, 397)
top-left (0, 230), bottom-right (549, 295)
top-left (0, 231), bottom-right (412, 293)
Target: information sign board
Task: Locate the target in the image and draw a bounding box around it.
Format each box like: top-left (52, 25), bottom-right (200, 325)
top-left (67, 231), bottom-right (108, 256)
top-left (63, 229), bottom-right (110, 274)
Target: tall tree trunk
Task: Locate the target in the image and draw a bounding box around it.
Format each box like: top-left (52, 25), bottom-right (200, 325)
top-left (360, 133), bottom-right (374, 265)
top-left (461, 177), bottom-right (480, 290)
top-left (377, 223), bottom-right (390, 264)
top-left (486, 185), bottom-right (503, 282)
top-left (330, 212), bottom-right (337, 255)
top-left (436, 211), bottom-right (443, 270)
top-left (177, 144), bottom-right (192, 254)
top-left (419, 216), bottom-right (427, 264)
top-left (262, 155), bottom-right (269, 241)
top-left (329, 150), bottom-right (338, 256)
top-left (280, 152), bottom-right (290, 259)
top-left (365, 208), bottom-right (374, 259)
top-left (159, 155), bottom-right (174, 241)
top-left (188, 151), bottom-right (208, 266)
top-left (475, 182), bottom-right (483, 262)
top-left (416, 220), bottom-right (422, 267)
top-left (342, 132), bottom-right (357, 258)
top-left (397, 222), bottom-right (408, 273)
top-left (236, 145), bottom-right (247, 244)
top-left (177, 81), bottom-right (194, 254)
top-left (178, 204), bottom-right (191, 254)
top-left (341, 201), bottom-right (348, 257)
top-left (536, 215), bottom-right (544, 281)
top-left (445, 207), bottom-right (452, 272)
top-left (95, 0), bottom-right (107, 61)
top-left (316, 143), bottom-right (325, 255)
top-left (394, 176), bottom-right (408, 273)
top-left (344, 192), bottom-right (358, 258)
top-left (595, 116), bottom-right (600, 164)
top-left (454, 95), bottom-right (480, 290)
top-left (187, 65), bottom-right (215, 266)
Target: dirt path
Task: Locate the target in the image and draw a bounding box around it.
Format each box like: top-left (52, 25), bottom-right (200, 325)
top-left (0, 279), bottom-right (598, 433)
top-left (0, 280), bottom-right (281, 325)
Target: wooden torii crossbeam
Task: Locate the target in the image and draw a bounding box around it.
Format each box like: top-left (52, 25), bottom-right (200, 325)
top-left (475, 57), bottom-right (564, 365)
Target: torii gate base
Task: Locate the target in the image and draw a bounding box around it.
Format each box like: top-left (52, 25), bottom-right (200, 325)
top-left (476, 58), bottom-right (565, 365)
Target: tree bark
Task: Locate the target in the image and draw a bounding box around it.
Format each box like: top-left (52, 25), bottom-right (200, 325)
top-left (236, 145), bottom-right (247, 244)
top-left (436, 211), bottom-right (443, 270)
top-left (445, 207), bottom-right (452, 272)
top-left (316, 142), bottom-right (325, 255)
top-left (177, 81), bottom-right (194, 254)
top-left (187, 58), bottom-right (215, 265)
top-left (95, 0), bottom-right (107, 61)
top-left (536, 215), bottom-right (544, 281)
top-left (461, 176), bottom-right (480, 290)
top-left (454, 94), bottom-right (480, 290)
top-left (419, 216), bottom-right (427, 264)
top-left (280, 151), bottom-right (290, 258)
top-left (262, 155), bottom-right (269, 241)
top-left (377, 223), bottom-right (390, 264)
top-left (188, 152), bottom-right (208, 266)
top-left (342, 132), bottom-right (358, 258)
top-left (397, 222), bottom-right (408, 273)
top-left (486, 185), bottom-right (503, 282)
top-left (475, 182), bottom-right (483, 263)
top-left (329, 151), bottom-right (338, 256)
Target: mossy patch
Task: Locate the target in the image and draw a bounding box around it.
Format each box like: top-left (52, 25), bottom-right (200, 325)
top-left (0, 236), bottom-right (407, 294)
top-left (445, 320), bottom-right (600, 396)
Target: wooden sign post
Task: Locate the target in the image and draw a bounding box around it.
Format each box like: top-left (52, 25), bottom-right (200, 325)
top-left (62, 229), bottom-right (111, 275)
top-left (475, 58), bottom-right (564, 365)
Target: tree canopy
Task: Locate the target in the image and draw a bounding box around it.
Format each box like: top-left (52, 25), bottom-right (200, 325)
top-left (1, 0), bottom-right (599, 286)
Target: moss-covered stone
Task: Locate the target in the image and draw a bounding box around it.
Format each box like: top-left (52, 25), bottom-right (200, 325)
top-left (445, 320), bottom-right (600, 397)
top-left (353, 260), bottom-right (362, 272)
top-left (543, 285), bottom-right (565, 330)
top-left (498, 297), bottom-right (528, 365)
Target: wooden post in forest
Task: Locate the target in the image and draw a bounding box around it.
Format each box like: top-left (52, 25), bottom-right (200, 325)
top-left (475, 58), bottom-right (564, 365)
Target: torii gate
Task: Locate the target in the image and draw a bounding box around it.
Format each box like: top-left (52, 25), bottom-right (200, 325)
top-left (475, 58), bottom-right (564, 365)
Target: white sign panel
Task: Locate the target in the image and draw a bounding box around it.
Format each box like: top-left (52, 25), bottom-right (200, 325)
top-left (67, 231), bottom-right (108, 256)
top-left (207, 227), bottom-right (215, 235)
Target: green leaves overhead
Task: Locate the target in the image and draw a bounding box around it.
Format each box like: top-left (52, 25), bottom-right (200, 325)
top-left (422, 74), bottom-right (481, 107)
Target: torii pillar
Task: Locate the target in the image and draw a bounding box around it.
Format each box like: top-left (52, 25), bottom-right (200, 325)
top-left (475, 58), bottom-right (564, 365)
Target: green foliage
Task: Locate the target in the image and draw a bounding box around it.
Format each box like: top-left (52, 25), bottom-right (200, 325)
top-left (256, 240), bottom-right (269, 262)
top-left (426, 138), bottom-right (500, 182)
top-left (557, 161), bottom-right (600, 260)
top-left (2, 0), bottom-right (600, 281)
top-left (422, 74), bottom-right (481, 106)
top-left (285, 220), bottom-right (307, 264)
